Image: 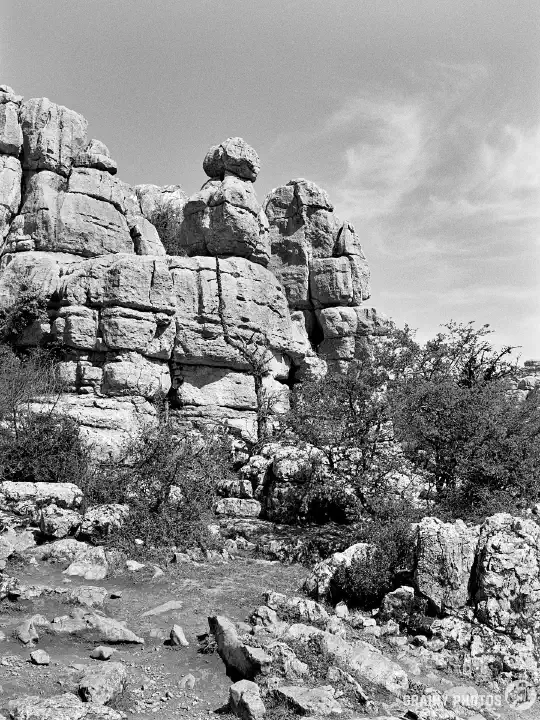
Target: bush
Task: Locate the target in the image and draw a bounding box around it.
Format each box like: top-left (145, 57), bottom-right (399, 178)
top-left (81, 419), bottom-right (236, 555)
top-left (0, 284), bottom-right (48, 348)
top-left (332, 512), bottom-right (417, 607)
top-left (0, 412), bottom-right (90, 485)
top-left (0, 345), bottom-right (89, 485)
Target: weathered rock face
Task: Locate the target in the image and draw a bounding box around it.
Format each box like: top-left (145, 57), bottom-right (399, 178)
top-left (265, 179), bottom-right (386, 370)
top-left (474, 514), bottom-right (540, 638)
top-left (415, 517), bottom-right (480, 614)
top-left (203, 137), bottom-right (260, 182)
top-left (0, 88), bottom-right (385, 445)
top-left (180, 175), bottom-right (270, 266)
top-left (20, 97), bottom-right (88, 176)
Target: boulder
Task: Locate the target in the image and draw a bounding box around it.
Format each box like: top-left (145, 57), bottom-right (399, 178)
top-left (415, 517), bottom-right (479, 613)
top-left (229, 679), bottom-right (266, 720)
top-left (203, 137), bottom-right (260, 181)
top-left (20, 97), bottom-right (88, 176)
top-left (209, 615), bottom-right (272, 680)
top-left (29, 649), bottom-right (50, 665)
top-left (80, 504), bottom-right (130, 541)
top-left (474, 513), bottom-right (540, 637)
top-left (379, 586), bottom-right (415, 623)
top-left (39, 505), bottom-right (82, 539)
top-left (0, 481), bottom-right (83, 514)
top-left (318, 631), bottom-right (409, 695)
top-left (35, 538), bottom-right (109, 580)
top-left (7, 693), bottom-right (126, 720)
top-left (75, 138), bottom-right (118, 175)
top-left (170, 624), bottom-right (189, 647)
top-left (274, 685), bottom-right (341, 716)
top-left (215, 499), bottom-right (261, 518)
top-left (78, 662), bottom-right (127, 705)
top-left (180, 175), bottom-right (269, 265)
top-left (52, 610), bottom-right (144, 644)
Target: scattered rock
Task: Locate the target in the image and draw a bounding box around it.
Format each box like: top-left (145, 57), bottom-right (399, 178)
top-left (7, 692), bottom-right (126, 719)
top-left (229, 679), bottom-right (266, 720)
top-left (78, 662), bottom-right (127, 705)
top-left (29, 649), bottom-right (50, 665)
top-left (274, 685), bottom-right (341, 716)
top-left (169, 625), bottom-right (189, 647)
top-left (90, 646), bottom-right (117, 661)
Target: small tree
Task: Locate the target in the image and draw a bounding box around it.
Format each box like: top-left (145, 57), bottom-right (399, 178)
top-left (286, 327), bottom-right (420, 519)
top-left (390, 322), bottom-right (540, 519)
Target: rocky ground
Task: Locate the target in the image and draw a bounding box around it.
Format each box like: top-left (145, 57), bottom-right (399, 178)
top-left (2, 501), bottom-right (539, 720)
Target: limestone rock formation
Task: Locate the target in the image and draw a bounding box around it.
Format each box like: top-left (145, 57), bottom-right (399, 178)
top-left (415, 517), bottom-right (479, 614)
top-left (203, 137), bottom-right (260, 181)
top-left (474, 513), bottom-right (540, 638)
top-left (180, 174), bottom-right (270, 265)
top-left (0, 87), bottom-right (386, 444)
top-left (265, 179), bottom-right (387, 371)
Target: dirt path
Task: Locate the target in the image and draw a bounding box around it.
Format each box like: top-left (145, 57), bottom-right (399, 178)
top-left (0, 556), bottom-right (305, 718)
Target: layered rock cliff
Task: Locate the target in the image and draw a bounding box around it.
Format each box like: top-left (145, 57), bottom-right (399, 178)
top-left (0, 85), bottom-right (388, 448)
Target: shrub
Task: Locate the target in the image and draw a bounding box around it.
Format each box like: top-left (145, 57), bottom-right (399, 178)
top-left (0, 345), bottom-right (89, 485)
top-left (0, 412), bottom-right (90, 485)
top-left (81, 419), bottom-right (236, 555)
top-left (0, 284), bottom-right (48, 348)
top-left (332, 512), bottom-right (417, 608)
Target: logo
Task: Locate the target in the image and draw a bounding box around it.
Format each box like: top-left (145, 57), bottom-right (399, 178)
top-left (504, 680), bottom-right (537, 712)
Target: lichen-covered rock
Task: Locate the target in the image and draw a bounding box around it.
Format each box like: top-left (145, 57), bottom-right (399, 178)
top-left (0, 481), bottom-right (83, 514)
top-left (39, 505), bottom-right (82, 539)
top-left (80, 504), bottom-right (130, 540)
top-left (474, 513), bottom-right (540, 638)
top-left (379, 586), bottom-right (415, 623)
top-left (415, 517), bottom-right (479, 613)
top-left (203, 137), bottom-right (260, 181)
top-left (20, 97), bottom-right (88, 176)
top-left (180, 175), bottom-right (269, 265)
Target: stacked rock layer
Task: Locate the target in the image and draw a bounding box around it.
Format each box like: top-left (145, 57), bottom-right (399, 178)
top-left (0, 86), bottom-right (388, 449)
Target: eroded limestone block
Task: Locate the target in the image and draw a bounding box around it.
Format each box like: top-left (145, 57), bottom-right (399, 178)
top-left (20, 97), bottom-right (88, 176)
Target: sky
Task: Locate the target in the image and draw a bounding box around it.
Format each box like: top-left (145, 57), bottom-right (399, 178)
top-left (2, 0), bottom-right (539, 358)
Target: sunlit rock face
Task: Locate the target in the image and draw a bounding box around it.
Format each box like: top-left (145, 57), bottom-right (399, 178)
top-left (0, 90), bottom-right (386, 447)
